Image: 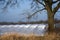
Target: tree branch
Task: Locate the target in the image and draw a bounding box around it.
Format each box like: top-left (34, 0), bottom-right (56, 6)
top-left (36, 0), bottom-right (45, 7)
top-left (28, 8), bottom-right (45, 19)
top-left (2, 0), bottom-right (12, 9)
top-left (53, 2), bottom-right (60, 14)
top-left (2, 0), bottom-right (17, 9)
top-left (53, 1), bottom-right (58, 4)
top-left (52, 0), bottom-right (60, 4)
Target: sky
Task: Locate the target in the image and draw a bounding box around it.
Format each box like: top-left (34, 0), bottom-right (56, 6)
top-left (0, 0), bottom-right (60, 22)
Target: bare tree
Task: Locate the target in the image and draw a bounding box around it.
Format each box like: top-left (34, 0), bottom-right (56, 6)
top-left (28, 0), bottom-right (60, 32)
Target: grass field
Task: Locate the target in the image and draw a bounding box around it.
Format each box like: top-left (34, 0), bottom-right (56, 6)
top-left (0, 32), bottom-right (60, 40)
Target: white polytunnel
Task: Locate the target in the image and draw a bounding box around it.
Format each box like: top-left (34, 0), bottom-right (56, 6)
top-left (0, 24), bottom-right (48, 36)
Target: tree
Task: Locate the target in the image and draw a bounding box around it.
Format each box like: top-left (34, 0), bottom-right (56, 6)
top-left (0, 0), bottom-right (60, 32)
top-left (28, 0), bottom-right (60, 32)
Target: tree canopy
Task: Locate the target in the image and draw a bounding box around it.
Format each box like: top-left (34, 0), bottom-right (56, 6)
top-left (27, 0), bottom-right (60, 18)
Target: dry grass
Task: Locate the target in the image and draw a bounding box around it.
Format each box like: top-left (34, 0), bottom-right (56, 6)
top-left (0, 32), bottom-right (60, 40)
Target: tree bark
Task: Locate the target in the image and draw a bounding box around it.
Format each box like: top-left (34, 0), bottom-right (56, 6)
top-left (44, 0), bottom-right (55, 32)
top-left (48, 12), bottom-right (55, 32)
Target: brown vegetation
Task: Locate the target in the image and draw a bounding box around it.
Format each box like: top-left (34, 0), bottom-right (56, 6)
top-left (0, 32), bottom-right (60, 40)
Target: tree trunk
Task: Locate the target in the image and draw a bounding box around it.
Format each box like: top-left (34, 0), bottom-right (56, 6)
top-left (44, 0), bottom-right (55, 32)
top-left (48, 13), bottom-right (55, 32)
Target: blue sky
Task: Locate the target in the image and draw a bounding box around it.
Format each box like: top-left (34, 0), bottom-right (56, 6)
top-left (0, 0), bottom-right (60, 22)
